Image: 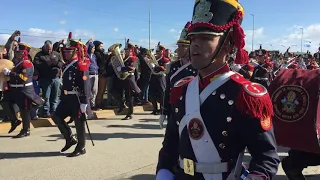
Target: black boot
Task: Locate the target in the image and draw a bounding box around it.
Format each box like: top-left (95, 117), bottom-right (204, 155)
top-left (52, 115), bottom-right (74, 152)
top-left (12, 129), bottom-right (30, 138)
top-left (61, 136), bottom-right (78, 152)
top-left (122, 115), bottom-right (132, 120)
top-left (8, 120), bottom-right (21, 133)
top-left (282, 157), bottom-right (307, 180)
top-left (67, 113), bottom-right (86, 157)
top-left (117, 104), bottom-right (125, 114)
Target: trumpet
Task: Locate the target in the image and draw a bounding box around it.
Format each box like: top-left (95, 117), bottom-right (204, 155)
top-left (145, 49), bottom-right (165, 75)
top-left (108, 43), bottom-right (130, 80)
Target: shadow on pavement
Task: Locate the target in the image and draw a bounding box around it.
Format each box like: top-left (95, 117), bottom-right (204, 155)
top-left (0, 151), bottom-right (64, 159)
top-left (138, 118), bottom-right (159, 123)
top-left (46, 132), bottom-right (164, 141)
top-left (124, 174), bottom-right (156, 180)
top-left (107, 124), bottom-right (162, 130)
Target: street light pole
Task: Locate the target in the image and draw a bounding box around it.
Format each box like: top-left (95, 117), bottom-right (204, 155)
top-left (300, 28), bottom-right (303, 53)
top-left (148, 0), bottom-right (151, 50)
top-left (250, 14), bottom-right (254, 52)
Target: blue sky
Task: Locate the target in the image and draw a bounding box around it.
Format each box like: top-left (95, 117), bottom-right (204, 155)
top-left (1, 0), bottom-right (320, 52)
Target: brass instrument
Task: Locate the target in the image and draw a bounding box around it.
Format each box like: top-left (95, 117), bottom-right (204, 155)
top-left (0, 59), bottom-right (14, 91)
top-left (108, 43), bottom-right (130, 80)
top-left (145, 49), bottom-right (165, 75)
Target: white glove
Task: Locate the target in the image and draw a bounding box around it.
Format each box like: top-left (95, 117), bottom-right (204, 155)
top-left (156, 169), bottom-right (174, 180)
top-left (230, 64), bottom-right (241, 72)
top-left (80, 104), bottom-right (87, 113)
top-left (159, 114), bottom-right (166, 128)
top-left (2, 68), bottom-right (10, 75)
top-left (116, 66), bottom-right (122, 72)
top-left (151, 63), bottom-right (155, 68)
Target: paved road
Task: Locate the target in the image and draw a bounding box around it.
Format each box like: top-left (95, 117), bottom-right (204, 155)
top-left (0, 112), bottom-right (319, 180)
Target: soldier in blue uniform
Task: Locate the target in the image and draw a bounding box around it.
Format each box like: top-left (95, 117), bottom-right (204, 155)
top-left (149, 42), bottom-right (170, 115)
top-left (156, 0), bottom-right (280, 180)
top-left (2, 38), bottom-right (44, 138)
top-left (51, 32), bottom-right (89, 157)
top-left (250, 45), bottom-right (274, 87)
top-left (159, 21), bottom-right (197, 128)
top-left (114, 40), bottom-right (141, 120)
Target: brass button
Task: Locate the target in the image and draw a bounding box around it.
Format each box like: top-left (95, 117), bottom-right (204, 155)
top-left (220, 94), bottom-right (225, 99)
top-left (179, 96), bottom-right (183, 100)
top-left (222, 131), bottom-right (228, 136)
top-left (226, 117), bottom-right (232, 122)
top-left (228, 100), bottom-right (234, 105)
top-left (176, 121), bottom-right (180, 125)
top-left (219, 143), bottom-right (225, 149)
top-left (175, 108), bottom-right (179, 113)
top-left (211, 91), bottom-right (216, 95)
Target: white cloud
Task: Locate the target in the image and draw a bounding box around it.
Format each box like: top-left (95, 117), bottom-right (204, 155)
top-left (59, 20), bottom-right (67, 25)
top-left (0, 28), bottom-right (94, 48)
top-left (169, 28), bottom-right (176, 33)
top-left (64, 11), bottom-right (68, 15)
top-left (114, 28), bottom-right (119, 32)
top-left (263, 24), bottom-right (320, 53)
top-left (137, 39), bottom-right (159, 49)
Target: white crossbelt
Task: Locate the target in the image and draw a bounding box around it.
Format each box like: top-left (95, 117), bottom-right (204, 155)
top-left (9, 82), bottom-right (33, 88)
top-left (254, 77), bottom-right (268, 80)
top-left (178, 158), bottom-right (228, 174)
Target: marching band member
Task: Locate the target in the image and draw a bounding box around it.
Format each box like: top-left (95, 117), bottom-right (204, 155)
top-left (250, 45), bottom-right (274, 87)
top-left (51, 32), bottom-right (89, 157)
top-left (156, 0), bottom-right (279, 179)
top-left (230, 49), bottom-right (254, 79)
top-left (118, 40), bottom-right (141, 120)
top-left (2, 37), bottom-right (44, 138)
top-left (149, 42), bottom-right (170, 115)
top-left (159, 22), bottom-right (197, 128)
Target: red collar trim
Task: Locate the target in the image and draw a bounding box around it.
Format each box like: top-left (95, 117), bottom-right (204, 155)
top-left (199, 63), bottom-right (230, 90)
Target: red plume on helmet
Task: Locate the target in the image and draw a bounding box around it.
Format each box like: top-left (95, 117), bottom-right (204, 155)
top-left (68, 32), bottom-right (72, 39)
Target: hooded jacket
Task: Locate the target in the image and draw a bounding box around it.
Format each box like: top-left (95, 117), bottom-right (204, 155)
top-left (87, 42), bottom-right (99, 74)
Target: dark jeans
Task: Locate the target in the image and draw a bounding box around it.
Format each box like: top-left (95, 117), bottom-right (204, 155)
top-left (40, 77), bottom-right (60, 115)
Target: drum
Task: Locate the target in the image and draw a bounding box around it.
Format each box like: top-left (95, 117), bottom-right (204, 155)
top-left (268, 69), bottom-right (320, 154)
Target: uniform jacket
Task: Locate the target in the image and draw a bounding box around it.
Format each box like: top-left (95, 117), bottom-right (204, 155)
top-left (162, 61), bottom-right (197, 116)
top-left (8, 60), bottom-right (43, 105)
top-left (60, 60), bottom-right (88, 104)
top-left (157, 64), bottom-right (280, 180)
top-left (250, 63), bottom-right (273, 87)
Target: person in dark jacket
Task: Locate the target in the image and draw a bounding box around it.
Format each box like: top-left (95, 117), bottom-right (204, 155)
top-left (93, 41), bottom-right (107, 110)
top-left (33, 40), bottom-right (63, 117)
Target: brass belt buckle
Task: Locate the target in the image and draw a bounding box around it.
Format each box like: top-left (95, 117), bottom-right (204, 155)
top-left (183, 158), bottom-right (195, 176)
top-left (63, 90), bottom-right (68, 95)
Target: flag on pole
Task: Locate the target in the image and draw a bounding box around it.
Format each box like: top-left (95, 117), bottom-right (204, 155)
top-left (304, 40), bottom-right (311, 47)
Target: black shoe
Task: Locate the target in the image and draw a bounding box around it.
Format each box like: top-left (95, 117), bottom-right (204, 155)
top-left (66, 148), bottom-right (86, 157)
top-left (61, 136), bottom-right (78, 152)
top-left (66, 118), bottom-right (74, 125)
top-left (117, 107), bottom-right (124, 114)
top-left (150, 110), bottom-right (157, 115)
top-left (32, 116), bottom-right (39, 120)
top-left (12, 129), bottom-right (30, 138)
top-left (282, 157), bottom-right (307, 180)
top-left (8, 120), bottom-right (22, 134)
top-left (121, 115), bottom-right (132, 120)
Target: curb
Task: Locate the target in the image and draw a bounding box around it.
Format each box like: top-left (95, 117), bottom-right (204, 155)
top-left (0, 104), bottom-right (154, 134)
